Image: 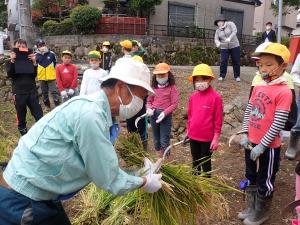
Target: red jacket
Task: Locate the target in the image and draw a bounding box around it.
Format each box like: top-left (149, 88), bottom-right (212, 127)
top-left (56, 64), bottom-right (78, 92)
top-left (187, 86), bottom-right (223, 142)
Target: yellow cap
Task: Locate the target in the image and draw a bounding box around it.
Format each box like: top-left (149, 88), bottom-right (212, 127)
top-left (88, 50), bottom-right (101, 59)
top-left (120, 40), bottom-right (132, 49)
top-left (61, 50), bottom-right (72, 57)
top-left (103, 41), bottom-right (110, 46)
top-left (188, 64), bottom-right (215, 81)
top-left (132, 55), bottom-right (144, 63)
top-left (253, 42), bottom-right (290, 63)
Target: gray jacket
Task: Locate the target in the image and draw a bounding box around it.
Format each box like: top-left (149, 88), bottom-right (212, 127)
top-left (214, 21), bottom-right (240, 49)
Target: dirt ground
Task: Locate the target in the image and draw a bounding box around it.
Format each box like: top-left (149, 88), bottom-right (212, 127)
top-left (0, 67), bottom-right (298, 225)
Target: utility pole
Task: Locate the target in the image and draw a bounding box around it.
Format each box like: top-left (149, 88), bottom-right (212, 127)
top-left (277, 0), bottom-right (283, 43)
top-left (18, 0), bottom-right (34, 47)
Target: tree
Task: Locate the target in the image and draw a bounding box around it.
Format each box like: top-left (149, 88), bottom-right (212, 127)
top-left (271, 0), bottom-right (299, 14)
top-left (0, 1), bottom-right (7, 28)
top-left (128, 0), bottom-right (163, 18)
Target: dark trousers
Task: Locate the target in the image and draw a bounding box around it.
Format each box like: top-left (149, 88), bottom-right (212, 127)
top-left (244, 145), bottom-right (280, 197)
top-left (220, 46), bottom-right (241, 79)
top-left (190, 139), bottom-right (212, 177)
top-left (39, 80), bottom-right (60, 107)
top-left (0, 186), bottom-right (71, 225)
top-left (150, 109), bottom-right (172, 151)
top-left (13, 91), bottom-right (43, 135)
top-left (126, 98), bottom-right (147, 142)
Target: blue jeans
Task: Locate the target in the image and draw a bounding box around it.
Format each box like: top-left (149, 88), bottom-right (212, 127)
top-left (150, 109), bottom-right (172, 151)
top-left (220, 46), bottom-right (241, 79)
top-left (291, 91), bottom-right (300, 133)
top-left (0, 186), bottom-right (71, 225)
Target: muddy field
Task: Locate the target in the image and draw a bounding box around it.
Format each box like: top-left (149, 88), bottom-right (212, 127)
top-left (0, 67), bottom-right (298, 225)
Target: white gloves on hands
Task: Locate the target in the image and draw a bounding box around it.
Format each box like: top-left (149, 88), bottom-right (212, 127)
top-left (68, 89), bottom-right (74, 96)
top-left (225, 38), bottom-right (231, 43)
top-left (216, 42), bottom-right (221, 48)
top-left (156, 112), bottom-right (165, 123)
top-left (61, 90), bottom-right (68, 98)
top-left (146, 108), bottom-right (154, 117)
top-left (143, 173), bottom-right (162, 193)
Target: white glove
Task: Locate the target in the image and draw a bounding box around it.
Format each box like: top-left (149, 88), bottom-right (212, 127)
top-left (156, 112), bottom-right (165, 123)
top-left (216, 42), bottom-right (221, 48)
top-left (140, 157), bottom-right (163, 175)
top-left (60, 90), bottom-right (68, 98)
top-left (142, 174), bottom-right (162, 193)
top-left (146, 108), bottom-right (154, 117)
top-left (68, 89), bottom-right (74, 96)
top-left (225, 38), bottom-right (231, 43)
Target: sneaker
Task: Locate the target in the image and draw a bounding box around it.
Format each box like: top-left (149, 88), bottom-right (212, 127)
top-left (236, 77), bottom-right (241, 82)
top-left (218, 77), bottom-right (224, 81)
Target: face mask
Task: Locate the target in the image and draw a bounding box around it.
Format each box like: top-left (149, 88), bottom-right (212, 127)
top-left (156, 77), bottom-right (168, 85)
top-left (39, 46), bottom-right (48, 53)
top-left (102, 47), bottom-right (108, 53)
top-left (195, 82), bottom-right (209, 91)
top-left (90, 62), bottom-right (99, 69)
top-left (266, 26), bottom-right (271, 30)
top-left (217, 21), bottom-right (225, 28)
top-left (260, 65), bottom-right (282, 83)
top-left (118, 85), bottom-right (144, 119)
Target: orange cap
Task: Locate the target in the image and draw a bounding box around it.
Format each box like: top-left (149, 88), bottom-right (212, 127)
top-left (153, 63), bottom-right (170, 75)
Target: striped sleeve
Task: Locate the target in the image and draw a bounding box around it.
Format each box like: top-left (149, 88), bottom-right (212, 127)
top-left (260, 110), bottom-right (289, 147)
top-left (242, 103), bottom-right (252, 133)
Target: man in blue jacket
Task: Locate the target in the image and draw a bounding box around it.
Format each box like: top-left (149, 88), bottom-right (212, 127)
top-left (0, 58), bottom-right (162, 225)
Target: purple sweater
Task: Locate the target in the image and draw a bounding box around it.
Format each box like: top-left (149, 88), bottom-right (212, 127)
top-left (147, 85), bottom-right (179, 115)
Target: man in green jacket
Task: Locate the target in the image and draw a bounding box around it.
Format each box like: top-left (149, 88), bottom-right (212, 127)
top-left (0, 58), bottom-right (162, 225)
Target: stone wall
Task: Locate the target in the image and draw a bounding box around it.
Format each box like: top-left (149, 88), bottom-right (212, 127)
top-left (0, 62), bottom-right (11, 102)
top-left (44, 34), bottom-right (257, 66)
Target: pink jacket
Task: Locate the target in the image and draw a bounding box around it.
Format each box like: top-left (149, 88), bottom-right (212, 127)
top-left (187, 86), bottom-right (223, 142)
top-left (147, 85), bottom-right (179, 115)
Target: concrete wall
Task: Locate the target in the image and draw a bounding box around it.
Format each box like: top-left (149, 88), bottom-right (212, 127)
top-left (150, 0), bottom-right (256, 35)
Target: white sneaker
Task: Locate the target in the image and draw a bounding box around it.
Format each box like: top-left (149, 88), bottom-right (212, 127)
top-left (218, 77), bottom-right (224, 81)
top-left (236, 77), bottom-right (241, 82)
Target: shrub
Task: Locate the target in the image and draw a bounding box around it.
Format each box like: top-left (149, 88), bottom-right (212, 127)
top-left (70, 5), bottom-right (101, 34)
top-left (55, 18), bottom-right (74, 35)
top-left (42, 20), bottom-right (59, 35)
top-left (281, 36), bottom-right (290, 48)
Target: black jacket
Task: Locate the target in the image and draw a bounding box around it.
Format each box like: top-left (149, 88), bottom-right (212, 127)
top-left (262, 30), bottom-right (277, 43)
top-left (6, 61), bottom-right (38, 94)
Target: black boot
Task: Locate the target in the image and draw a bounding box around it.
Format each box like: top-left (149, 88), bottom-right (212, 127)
top-left (285, 131), bottom-right (300, 160)
top-left (238, 185), bottom-right (257, 220)
top-left (243, 194), bottom-right (272, 225)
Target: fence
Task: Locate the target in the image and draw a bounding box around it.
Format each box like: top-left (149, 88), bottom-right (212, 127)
top-left (96, 22), bottom-right (260, 46)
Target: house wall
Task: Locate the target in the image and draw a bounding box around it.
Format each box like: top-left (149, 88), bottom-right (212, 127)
top-left (150, 0), bottom-right (256, 35)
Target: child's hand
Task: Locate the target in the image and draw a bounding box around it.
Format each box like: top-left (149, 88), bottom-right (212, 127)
top-left (210, 134), bottom-right (219, 152)
top-left (146, 108), bottom-right (154, 117)
top-left (61, 90), bottom-right (68, 98)
top-left (68, 89), bottom-right (74, 96)
top-left (156, 112), bottom-right (165, 123)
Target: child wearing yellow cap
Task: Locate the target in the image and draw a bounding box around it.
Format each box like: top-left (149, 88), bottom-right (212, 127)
top-left (185, 64), bottom-right (223, 177)
top-left (80, 50), bottom-right (108, 96)
top-left (239, 42), bottom-right (292, 225)
top-left (100, 41), bottom-right (113, 72)
top-left (56, 50), bottom-right (79, 102)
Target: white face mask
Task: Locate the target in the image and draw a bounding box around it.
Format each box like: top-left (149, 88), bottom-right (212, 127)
top-left (195, 82), bottom-right (209, 91)
top-left (118, 85), bottom-right (144, 119)
top-left (102, 47), bottom-right (108, 53)
top-left (39, 46), bottom-right (48, 54)
top-left (90, 62), bottom-right (99, 69)
top-left (156, 77), bottom-right (168, 85)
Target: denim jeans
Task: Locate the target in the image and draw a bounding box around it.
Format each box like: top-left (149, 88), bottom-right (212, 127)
top-left (291, 91), bottom-right (300, 134)
top-left (0, 186), bottom-right (71, 225)
top-left (220, 46), bottom-right (241, 79)
top-left (150, 109), bottom-right (172, 151)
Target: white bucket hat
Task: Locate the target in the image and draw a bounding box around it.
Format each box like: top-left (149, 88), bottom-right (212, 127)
top-left (103, 58), bottom-right (154, 94)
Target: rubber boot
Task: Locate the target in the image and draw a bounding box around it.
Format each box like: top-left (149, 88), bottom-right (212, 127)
top-left (243, 194), bottom-right (272, 225)
top-left (238, 185), bottom-right (257, 220)
top-left (286, 131), bottom-right (300, 160)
